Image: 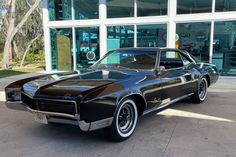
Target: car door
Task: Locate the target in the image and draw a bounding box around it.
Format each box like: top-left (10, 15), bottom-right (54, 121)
top-left (139, 74), bottom-right (163, 111)
top-left (159, 50), bottom-right (196, 104)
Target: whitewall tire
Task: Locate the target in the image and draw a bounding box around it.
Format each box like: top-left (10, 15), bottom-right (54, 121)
top-left (191, 77), bottom-right (208, 103)
top-left (105, 98), bottom-right (138, 142)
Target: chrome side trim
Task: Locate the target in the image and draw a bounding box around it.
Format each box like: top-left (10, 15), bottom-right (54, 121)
top-left (161, 80), bottom-right (198, 90)
top-left (48, 117), bottom-right (80, 126)
top-left (143, 93), bottom-right (194, 115)
top-left (47, 117), bottom-right (113, 131)
top-left (78, 117), bottom-right (114, 131)
top-left (78, 121), bottom-right (90, 131)
top-left (5, 101), bottom-right (27, 111)
top-left (89, 117), bottom-right (113, 131)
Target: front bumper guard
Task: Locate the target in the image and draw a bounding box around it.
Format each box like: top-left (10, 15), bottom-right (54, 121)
top-left (5, 101), bottom-right (113, 131)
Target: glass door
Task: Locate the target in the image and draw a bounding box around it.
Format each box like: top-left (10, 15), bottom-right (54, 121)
top-left (50, 28), bottom-right (73, 71)
top-left (213, 21), bottom-right (236, 76)
top-left (75, 27), bottom-right (100, 69)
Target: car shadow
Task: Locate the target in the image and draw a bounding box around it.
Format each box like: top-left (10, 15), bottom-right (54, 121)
top-left (2, 90), bottom-right (236, 145)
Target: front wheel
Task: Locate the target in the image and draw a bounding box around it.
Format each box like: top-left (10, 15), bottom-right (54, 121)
top-left (191, 77), bottom-right (208, 103)
top-left (104, 98), bottom-right (138, 142)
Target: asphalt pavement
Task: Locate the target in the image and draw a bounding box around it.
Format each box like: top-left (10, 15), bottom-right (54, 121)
top-left (0, 74), bottom-right (236, 157)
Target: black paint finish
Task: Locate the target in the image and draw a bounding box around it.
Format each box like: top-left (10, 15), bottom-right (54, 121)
top-left (5, 48), bottom-right (219, 124)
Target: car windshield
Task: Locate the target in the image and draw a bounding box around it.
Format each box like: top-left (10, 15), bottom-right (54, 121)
top-left (93, 50), bottom-right (157, 70)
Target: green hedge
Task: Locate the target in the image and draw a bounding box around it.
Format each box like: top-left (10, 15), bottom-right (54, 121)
top-left (0, 51), bottom-right (45, 67)
top-left (25, 50), bottom-right (45, 63)
top-left (12, 50), bottom-right (45, 64)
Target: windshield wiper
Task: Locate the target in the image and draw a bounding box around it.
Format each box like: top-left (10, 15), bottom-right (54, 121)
top-left (94, 64), bottom-right (109, 69)
top-left (112, 65), bottom-right (137, 71)
top-left (93, 64), bottom-right (136, 71)
top-left (114, 65), bottom-right (130, 69)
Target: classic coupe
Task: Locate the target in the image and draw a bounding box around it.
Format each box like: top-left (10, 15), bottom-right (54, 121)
top-left (5, 48), bottom-right (219, 141)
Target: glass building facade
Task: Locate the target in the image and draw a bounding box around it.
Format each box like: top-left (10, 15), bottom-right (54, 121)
top-left (107, 26), bottom-right (134, 51)
top-left (137, 0), bottom-right (168, 17)
top-left (43, 0), bottom-right (236, 76)
top-left (137, 24), bottom-right (167, 47)
top-left (176, 22), bottom-right (211, 62)
top-left (177, 0), bottom-right (212, 14)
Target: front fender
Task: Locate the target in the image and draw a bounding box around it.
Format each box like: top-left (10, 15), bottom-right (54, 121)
top-left (79, 76), bottom-right (148, 123)
top-left (116, 90), bottom-right (147, 109)
top-left (80, 87), bottom-right (146, 123)
top-left (79, 84), bottom-right (124, 123)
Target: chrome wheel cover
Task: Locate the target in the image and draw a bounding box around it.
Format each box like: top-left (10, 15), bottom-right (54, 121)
top-left (198, 78), bottom-right (207, 101)
top-left (116, 100), bottom-right (138, 138)
top-left (118, 103), bottom-right (134, 133)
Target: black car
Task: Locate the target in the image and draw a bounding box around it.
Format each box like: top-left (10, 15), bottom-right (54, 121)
top-left (5, 48), bottom-right (219, 141)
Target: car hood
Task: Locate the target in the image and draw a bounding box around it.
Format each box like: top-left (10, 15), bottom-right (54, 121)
top-left (22, 69), bottom-right (132, 99)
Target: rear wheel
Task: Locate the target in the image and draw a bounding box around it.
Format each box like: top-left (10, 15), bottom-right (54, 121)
top-left (104, 98), bottom-right (138, 142)
top-left (191, 77), bottom-right (208, 103)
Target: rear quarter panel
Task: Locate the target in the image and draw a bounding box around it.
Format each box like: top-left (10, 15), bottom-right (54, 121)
top-left (197, 63), bottom-right (219, 86)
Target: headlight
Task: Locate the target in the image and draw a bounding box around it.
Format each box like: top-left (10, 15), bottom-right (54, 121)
top-left (5, 88), bottom-right (21, 101)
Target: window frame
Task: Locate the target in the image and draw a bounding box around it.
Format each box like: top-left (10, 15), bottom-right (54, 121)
top-left (93, 49), bottom-right (160, 71)
top-left (158, 49), bottom-right (193, 70)
top-left (176, 0), bottom-right (213, 15)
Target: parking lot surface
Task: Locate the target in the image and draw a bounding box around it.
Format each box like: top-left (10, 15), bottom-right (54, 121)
top-left (0, 74), bottom-right (236, 157)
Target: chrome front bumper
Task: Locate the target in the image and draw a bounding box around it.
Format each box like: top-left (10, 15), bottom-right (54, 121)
top-left (5, 101), bottom-right (113, 131)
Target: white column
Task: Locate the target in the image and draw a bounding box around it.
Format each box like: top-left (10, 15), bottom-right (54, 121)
top-left (210, 0), bottom-right (215, 64)
top-left (209, 21), bottom-right (214, 63)
top-left (134, 0), bottom-right (137, 47)
top-left (167, 21), bottom-right (176, 48)
top-left (134, 25), bottom-right (137, 47)
top-left (99, 0), bottom-right (107, 57)
top-left (42, 0), bottom-right (52, 72)
top-left (134, 0), bottom-right (137, 18)
top-left (71, 0), bottom-right (76, 70)
top-left (72, 27), bottom-right (77, 70)
top-left (167, 0), bottom-right (177, 48)
top-left (212, 0), bottom-right (216, 13)
top-left (71, 0), bottom-right (75, 20)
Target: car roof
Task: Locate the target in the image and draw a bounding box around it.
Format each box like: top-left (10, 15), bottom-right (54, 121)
top-left (112, 47), bottom-right (161, 51)
top-left (111, 47), bottom-right (179, 52)
top-left (110, 47), bottom-right (195, 62)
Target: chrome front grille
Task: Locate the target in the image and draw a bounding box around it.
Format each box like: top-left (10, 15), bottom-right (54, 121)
top-left (37, 100), bottom-right (77, 115)
top-left (21, 93), bottom-right (78, 115)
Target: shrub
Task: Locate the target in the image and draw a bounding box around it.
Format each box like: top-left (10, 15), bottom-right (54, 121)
top-left (25, 50), bottom-right (45, 63)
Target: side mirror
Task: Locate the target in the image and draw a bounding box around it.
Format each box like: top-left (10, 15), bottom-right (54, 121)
top-left (156, 66), bottom-right (166, 75)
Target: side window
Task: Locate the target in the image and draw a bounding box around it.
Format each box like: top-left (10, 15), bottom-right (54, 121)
top-left (160, 50), bottom-right (191, 69)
